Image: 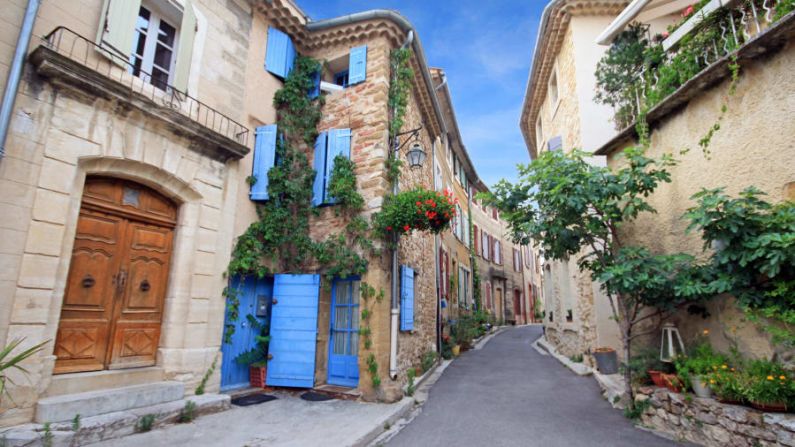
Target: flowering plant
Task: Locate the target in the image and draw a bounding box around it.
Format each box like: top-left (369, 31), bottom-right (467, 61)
top-left (705, 369), bottom-right (745, 403)
top-left (373, 187), bottom-right (457, 236)
top-left (742, 360), bottom-right (794, 405)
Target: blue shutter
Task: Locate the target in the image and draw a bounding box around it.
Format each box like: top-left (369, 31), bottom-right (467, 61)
top-left (308, 70), bottom-right (321, 99)
top-left (265, 27), bottom-right (296, 79)
top-left (266, 274), bottom-right (320, 388)
top-left (312, 132), bottom-right (328, 207)
top-left (547, 135), bottom-right (563, 151)
top-left (400, 265), bottom-right (415, 331)
top-left (324, 128), bottom-right (352, 205)
top-left (348, 45), bottom-right (367, 85)
top-left (250, 125), bottom-right (278, 201)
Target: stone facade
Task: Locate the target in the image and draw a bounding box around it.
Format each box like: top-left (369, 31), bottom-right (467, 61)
top-left (601, 14), bottom-right (795, 364)
top-left (637, 387), bottom-right (795, 447)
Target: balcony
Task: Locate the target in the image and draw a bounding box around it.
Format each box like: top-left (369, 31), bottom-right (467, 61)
top-left (30, 27), bottom-right (249, 161)
top-left (595, 0), bottom-right (795, 141)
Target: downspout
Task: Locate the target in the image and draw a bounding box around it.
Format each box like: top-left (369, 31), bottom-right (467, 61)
top-left (433, 139), bottom-right (441, 353)
top-left (0, 0), bottom-right (40, 160)
top-left (387, 30), bottom-right (414, 380)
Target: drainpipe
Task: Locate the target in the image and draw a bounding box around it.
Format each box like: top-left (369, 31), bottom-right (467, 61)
top-left (0, 0), bottom-right (40, 160)
top-left (387, 29), bottom-right (414, 381)
top-left (433, 139), bottom-right (441, 353)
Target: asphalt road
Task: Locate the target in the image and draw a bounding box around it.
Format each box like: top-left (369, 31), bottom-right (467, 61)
top-left (386, 325), bottom-right (682, 447)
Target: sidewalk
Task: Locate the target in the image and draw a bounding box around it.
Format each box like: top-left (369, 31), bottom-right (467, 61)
top-left (88, 390), bottom-right (413, 447)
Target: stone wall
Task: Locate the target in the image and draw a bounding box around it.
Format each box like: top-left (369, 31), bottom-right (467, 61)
top-left (606, 32), bottom-right (795, 363)
top-left (637, 387), bottom-right (795, 446)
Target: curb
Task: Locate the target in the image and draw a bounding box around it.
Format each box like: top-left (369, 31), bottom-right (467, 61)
top-left (534, 336), bottom-right (593, 376)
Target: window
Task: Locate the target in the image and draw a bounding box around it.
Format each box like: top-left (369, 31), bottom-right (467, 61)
top-left (129, 4), bottom-right (179, 90)
top-left (492, 207), bottom-right (498, 220)
top-left (513, 248), bottom-right (521, 272)
top-left (482, 231), bottom-right (490, 261)
top-left (473, 225), bottom-right (480, 256)
top-left (455, 204), bottom-right (463, 240)
top-left (462, 212), bottom-right (469, 247)
top-left (250, 124), bottom-right (278, 201)
top-left (458, 267), bottom-right (470, 308)
top-left (333, 70), bottom-right (349, 88)
top-left (535, 115), bottom-right (544, 151)
top-left (312, 128), bottom-right (352, 206)
top-left (400, 265), bottom-right (415, 331)
top-left (494, 239), bottom-right (502, 265)
top-left (98, 0), bottom-right (197, 93)
top-left (453, 155), bottom-right (460, 182)
top-left (549, 68), bottom-right (559, 108)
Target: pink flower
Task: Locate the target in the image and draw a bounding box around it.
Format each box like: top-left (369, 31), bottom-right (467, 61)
top-left (683, 5), bottom-right (694, 16)
top-left (662, 31), bottom-right (670, 39)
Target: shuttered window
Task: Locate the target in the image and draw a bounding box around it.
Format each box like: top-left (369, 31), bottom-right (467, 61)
top-left (250, 124), bottom-right (278, 201)
top-left (98, 0), bottom-right (197, 93)
top-left (473, 225), bottom-right (479, 256)
top-left (265, 27), bottom-right (296, 79)
top-left (400, 265), bottom-right (414, 331)
top-left (312, 129), bottom-right (352, 206)
top-left (494, 240), bottom-right (502, 265)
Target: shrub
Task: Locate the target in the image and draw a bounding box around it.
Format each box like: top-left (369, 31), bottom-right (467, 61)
top-left (136, 414), bottom-right (156, 433)
top-left (742, 360), bottom-right (794, 405)
top-left (674, 343), bottom-right (729, 389)
top-left (372, 188), bottom-right (456, 237)
top-left (421, 350), bottom-right (438, 373)
top-left (706, 369), bottom-right (745, 403)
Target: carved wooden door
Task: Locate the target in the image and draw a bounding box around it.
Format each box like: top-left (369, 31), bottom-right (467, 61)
top-left (54, 177), bottom-right (176, 374)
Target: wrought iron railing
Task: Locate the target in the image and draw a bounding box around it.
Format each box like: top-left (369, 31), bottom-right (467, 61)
top-left (621, 0), bottom-right (791, 124)
top-left (40, 27), bottom-right (249, 146)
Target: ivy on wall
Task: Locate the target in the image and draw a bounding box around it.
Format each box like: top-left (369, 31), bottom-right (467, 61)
top-left (359, 282), bottom-right (385, 388)
top-left (386, 48), bottom-right (413, 185)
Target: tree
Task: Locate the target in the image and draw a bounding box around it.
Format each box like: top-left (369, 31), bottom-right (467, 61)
top-left (483, 147), bottom-right (713, 405)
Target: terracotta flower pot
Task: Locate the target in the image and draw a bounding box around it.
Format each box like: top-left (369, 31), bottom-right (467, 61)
top-left (662, 373), bottom-right (683, 393)
top-left (648, 370), bottom-right (666, 388)
top-left (750, 401), bottom-right (788, 413)
top-left (250, 365), bottom-right (267, 388)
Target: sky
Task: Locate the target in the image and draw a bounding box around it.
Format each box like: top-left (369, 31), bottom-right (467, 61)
top-left (298, 0), bottom-right (545, 188)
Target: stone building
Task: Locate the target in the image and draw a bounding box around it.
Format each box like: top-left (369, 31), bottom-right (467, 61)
top-left (0, 0), bottom-right (463, 427)
top-left (520, 0), bottom-right (633, 361)
top-left (522, 0), bottom-right (795, 372)
top-left (593, 1), bottom-right (795, 363)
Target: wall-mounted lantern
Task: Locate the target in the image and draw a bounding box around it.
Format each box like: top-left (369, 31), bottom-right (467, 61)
top-left (405, 141), bottom-right (426, 170)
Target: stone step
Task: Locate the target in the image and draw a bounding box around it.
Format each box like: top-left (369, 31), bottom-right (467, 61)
top-left (35, 381), bottom-right (184, 423)
top-left (4, 394), bottom-right (230, 446)
top-left (44, 367), bottom-right (165, 397)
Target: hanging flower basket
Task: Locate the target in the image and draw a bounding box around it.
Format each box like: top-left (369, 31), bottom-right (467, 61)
top-left (373, 187), bottom-right (457, 237)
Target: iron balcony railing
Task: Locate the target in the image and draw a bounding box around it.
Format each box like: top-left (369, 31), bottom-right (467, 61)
top-left (622, 0), bottom-right (791, 124)
top-left (41, 27), bottom-right (249, 146)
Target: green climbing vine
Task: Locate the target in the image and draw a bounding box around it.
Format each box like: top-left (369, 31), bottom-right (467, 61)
top-left (359, 282), bottom-right (385, 388)
top-left (224, 56), bottom-right (372, 338)
top-left (469, 212), bottom-right (482, 311)
top-left (386, 48), bottom-right (414, 185)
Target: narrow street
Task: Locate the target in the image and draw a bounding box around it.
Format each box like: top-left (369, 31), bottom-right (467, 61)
top-left (387, 325), bottom-right (679, 447)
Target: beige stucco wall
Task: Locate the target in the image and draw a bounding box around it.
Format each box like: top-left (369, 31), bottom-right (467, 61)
top-left (0, 0), bottom-right (257, 426)
top-left (606, 37), bottom-right (795, 360)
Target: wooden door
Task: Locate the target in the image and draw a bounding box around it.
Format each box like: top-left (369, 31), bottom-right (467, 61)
top-left (54, 177), bottom-right (176, 374)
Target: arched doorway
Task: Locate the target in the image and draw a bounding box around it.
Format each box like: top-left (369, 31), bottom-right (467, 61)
top-left (53, 177), bottom-right (177, 374)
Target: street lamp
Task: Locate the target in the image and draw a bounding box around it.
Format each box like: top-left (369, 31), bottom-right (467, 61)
top-left (406, 141), bottom-right (426, 170)
top-left (393, 126), bottom-right (426, 170)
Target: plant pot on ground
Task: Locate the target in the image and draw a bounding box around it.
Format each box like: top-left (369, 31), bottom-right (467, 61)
top-left (648, 370), bottom-right (667, 388)
top-left (690, 375), bottom-right (713, 398)
top-left (249, 363), bottom-right (267, 388)
top-left (742, 360), bottom-right (793, 413)
top-left (662, 373), bottom-right (683, 393)
top-left (593, 347), bottom-right (619, 375)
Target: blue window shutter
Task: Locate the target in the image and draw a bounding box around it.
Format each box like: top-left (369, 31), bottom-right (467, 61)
top-left (400, 265), bottom-right (415, 331)
top-left (348, 45), bottom-right (367, 85)
top-left (308, 70), bottom-right (321, 99)
top-left (312, 132), bottom-right (328, 207)
top-left (250, 125), bottom-right (278, 201)
top-left (265, 27), bottom-right (295, 79)
top-left (324, 128), bottom-right (352, 204)
top-left (548, 136), bottom-right (563, 151)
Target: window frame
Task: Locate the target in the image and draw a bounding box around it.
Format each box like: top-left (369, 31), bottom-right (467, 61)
top-left (129, 2), bottom-right (181, 91)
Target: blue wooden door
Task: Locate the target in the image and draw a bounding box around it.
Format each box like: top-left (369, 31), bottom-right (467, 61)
top-left (328, 279), bottom-right (360, 387)
top-left (266, 274), bottom-right (320, 388)
top-left (220, 276), bottom-right (273, 391)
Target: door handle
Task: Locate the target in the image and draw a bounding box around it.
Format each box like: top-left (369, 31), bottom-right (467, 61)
top-left (272, 298), bottom-right (278, 305)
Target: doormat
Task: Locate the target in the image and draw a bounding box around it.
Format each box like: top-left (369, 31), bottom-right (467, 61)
top-left (300, 391), bottom-right (334, 402)
top-left (231, 393), bottom-right (278, 407)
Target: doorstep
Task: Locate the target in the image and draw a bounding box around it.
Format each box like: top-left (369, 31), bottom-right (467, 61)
top-left (313, 384), bottom-right (362, 401)
top-left (0, 394), bottom-right (230, 447)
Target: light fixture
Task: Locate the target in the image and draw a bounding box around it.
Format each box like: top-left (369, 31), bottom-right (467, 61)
top-left (660, 323), bottom-right (686, 363)
top-left (406, 141), bottom-right (426, 170)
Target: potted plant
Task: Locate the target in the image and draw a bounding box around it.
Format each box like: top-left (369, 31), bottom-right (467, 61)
top-left (662, 373), bottom-right (684, 393)
top-left (673, 344), bottom-right (728, 398)
top-left (372, 188), bottom-right (457, 237)
top-left (706, 368), bottom-right (745, 405)
top-left (627, 347), bottom-right (667, 387)
top-left (743, 360), bottom-right (793, 412)
top-left (593, 347), bottom-right (619, 375)
top-left (234, 315), bottom-right (270, 389)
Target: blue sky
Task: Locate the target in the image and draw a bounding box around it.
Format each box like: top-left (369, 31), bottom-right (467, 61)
top-left (298, 0), bottom-right (545, 187)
